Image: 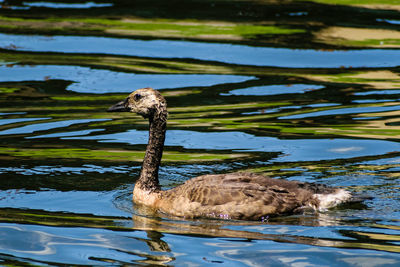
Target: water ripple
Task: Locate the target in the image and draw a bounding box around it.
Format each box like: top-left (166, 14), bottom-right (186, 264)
top-left (0, 119), bottom-right (109, 136)
top-left (1, 33), bottom-right (400, 68)
top-left (0, 65), bottom-right (253, 93)
top-left (63, 129), bottom-right (400, 161)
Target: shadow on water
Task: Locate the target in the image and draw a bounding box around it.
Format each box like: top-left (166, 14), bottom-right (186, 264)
top-left (1, 0), bottom-right (400, 266)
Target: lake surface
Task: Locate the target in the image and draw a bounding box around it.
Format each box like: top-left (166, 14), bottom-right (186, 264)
top-left (1, 0), bottom-right (400, 266)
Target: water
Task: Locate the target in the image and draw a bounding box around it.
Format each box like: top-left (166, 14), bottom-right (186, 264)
top-left (1, 1), bottom-right (400, 266)
top-left (221, 84), bottom-right (325, 96)
top-left (2, 33), bottom-right (400, 67)
top-left (0, 65), bottom-right (254, 93)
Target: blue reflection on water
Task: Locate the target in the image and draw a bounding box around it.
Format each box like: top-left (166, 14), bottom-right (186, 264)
top-left (0, 222), bottom-right (398, 266)
top-left (1, 33), bottom-right (400, 67)
top-left (60, 129), bottom-right (400, 161)
top-left (377, 18), bottom-right (400, 25)
top-left (0, 117), bottom-right (49, 126)
top-left (23, 1), bottom-right (113, 9)
top-left (0, 189), bottom-right (129, 216)
top-left (280, 105), bottom-right (400, 119)
top-left (0, 164), bottom-right (132, 175)
top-left (0, 223), bottom-right (152, 265)
top-left (0, 65), bottom-right (253, 93)
top-left (0, 112), bottom-right (26, 116)
top-left (27, 129), bottom-right (104, 139)
top-left (0, 119), bottom-right (109, 135)
top-left (354, 90), bottom-right (400, 96)
top-left (222, 84), bottom-right (324, 96)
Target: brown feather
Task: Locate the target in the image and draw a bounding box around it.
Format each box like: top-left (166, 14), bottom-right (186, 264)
top-left (157, 172), bottom-right (319, 220)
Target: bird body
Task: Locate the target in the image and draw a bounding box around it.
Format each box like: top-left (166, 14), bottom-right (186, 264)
top-left (134, 172), bottom-right (351, 220)
top-left (109, 88), bottom-right (354, 221)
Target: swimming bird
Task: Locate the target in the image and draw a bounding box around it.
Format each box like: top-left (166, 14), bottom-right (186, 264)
top-left (108, 87), bottom-right (355, 221)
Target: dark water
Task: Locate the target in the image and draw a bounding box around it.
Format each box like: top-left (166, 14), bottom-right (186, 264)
top-left (1, 0), bottom-right (400, 266)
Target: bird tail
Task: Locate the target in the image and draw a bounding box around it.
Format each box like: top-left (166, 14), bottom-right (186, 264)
top-left (313, 189), bottom-right (353, 211)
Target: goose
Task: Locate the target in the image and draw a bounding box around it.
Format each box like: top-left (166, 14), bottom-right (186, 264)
top-left (108, 87), bottom-right (356, 221)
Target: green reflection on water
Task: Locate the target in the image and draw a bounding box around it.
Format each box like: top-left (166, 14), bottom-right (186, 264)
top-left (0, 146), bottom-right (247, 162)
top-left (0, 15), bottom-right (304, 42)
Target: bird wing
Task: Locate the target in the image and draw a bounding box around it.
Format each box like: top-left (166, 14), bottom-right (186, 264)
top-left (160, 173), bottom-right (314, 220)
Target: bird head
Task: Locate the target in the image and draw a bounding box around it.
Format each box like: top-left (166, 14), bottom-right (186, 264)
top-left (108, 87), bottom-right (167, 120)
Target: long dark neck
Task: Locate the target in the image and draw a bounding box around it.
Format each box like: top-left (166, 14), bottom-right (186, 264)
top-left (137, 112), bottom-right (167, 192)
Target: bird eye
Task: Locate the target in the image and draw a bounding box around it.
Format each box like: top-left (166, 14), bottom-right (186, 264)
top-left (133, 94), bottom-right (142, 101)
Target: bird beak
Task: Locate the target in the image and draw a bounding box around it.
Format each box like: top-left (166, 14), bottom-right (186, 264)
top-left (107, 98), bottom-right (130, 112)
